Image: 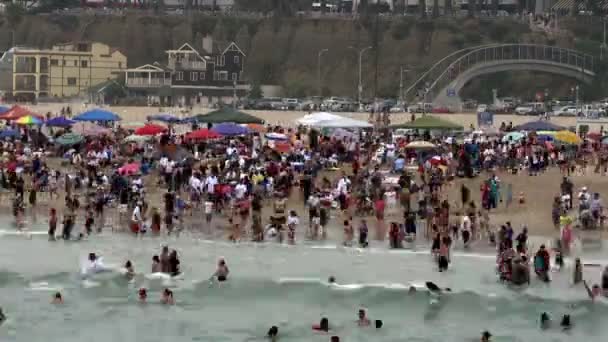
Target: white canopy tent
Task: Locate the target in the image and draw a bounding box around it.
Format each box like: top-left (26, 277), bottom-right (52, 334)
top-left (296, 112), bottom-right (372, 128)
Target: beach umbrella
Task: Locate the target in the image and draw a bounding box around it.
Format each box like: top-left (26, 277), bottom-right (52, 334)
top-left (147, 113), bottom-right (182, 123)
top-left (0, 105), bottom-right (43, 121)
top-left (46, 116), bottom-right (76, 127)
top-left (124, 135), bottom-right (151, 143)
top-left (135, 124), bottom-right (167, 136)
top-left (15, 115), bottom-right (43, 125)
top-left (586, 132), bottom-right (602, 141)
top-left (405, 140), bottom-right (436, 149)
top-left (331, 128), bottom-right (357, 140)
top-left (73, 122), bottom-right (111, 136)
top-left (265, 132), bottom-right (288, 141)
top-left (429, 155), bottom-right (447, 166)
top-left (185, 128), bottom-right (221, 141)
top-left (272, 141), bottom-right (292, 154)
top-left (245, 123), bottom-right (265, 133)
top-left (211, 123), bottom-right (250, 136)
top-left (501, 132), bottom-right (524, 143)
top-left (55, 133), bottom-right (84, 146)
top-left (536, 134), bottom-right (554, 143)
top-left (73, 109), bottom-right (121, 122)
top-left (0, 128), bottom-right (20, 138)
top-left (554, 131), bottom-right (581, 145)
top-left (118, 162), bottom-right (140, 176)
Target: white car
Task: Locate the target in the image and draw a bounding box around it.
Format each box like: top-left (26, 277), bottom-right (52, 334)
top-left (515, 105), bottom-right (534, 115)
top-left (551, 106), bottom-right (578, 116)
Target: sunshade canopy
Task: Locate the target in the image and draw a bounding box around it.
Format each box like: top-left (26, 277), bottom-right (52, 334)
top-left (192, 109), bottom-right (264, 124)
top-left (391, 115), bottom-right (463, 130)
top-left (513, 120), bottom-right (564, 131)
top-left (73, 109), bottom-right (121, 122)
top-left (46, 116), bottom-right (76, 127)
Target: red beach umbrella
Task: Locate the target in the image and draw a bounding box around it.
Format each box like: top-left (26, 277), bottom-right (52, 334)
top-left (134, 124), bottom-right (167, 136)
top-left (185, 128), bottom-right (221, 141)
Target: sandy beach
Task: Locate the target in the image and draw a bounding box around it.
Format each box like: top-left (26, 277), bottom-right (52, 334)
top-left (4, 103), bottom-right (603, 244)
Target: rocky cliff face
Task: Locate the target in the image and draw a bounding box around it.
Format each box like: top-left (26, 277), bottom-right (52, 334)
top-left (0, 13), bottom-right (577, 100)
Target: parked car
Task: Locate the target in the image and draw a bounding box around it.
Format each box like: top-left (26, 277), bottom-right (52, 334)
top-left (515, 102), bottom-right (544, 115)
top-left (432, 106), bottom-right (452, 114)
top-left (551, 106), bottom-right (578, 116)
top-left (282, 98), bottom-right (301, 110)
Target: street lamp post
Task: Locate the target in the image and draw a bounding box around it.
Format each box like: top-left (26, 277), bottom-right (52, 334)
top-left (399, 66), bottom-right (410, 104)
top-left (349, 46), bottom-right (373, 107)
top-left (317, 48), bottom-right (329, 97)
top-left (601, 18), bottom-right (607, 60)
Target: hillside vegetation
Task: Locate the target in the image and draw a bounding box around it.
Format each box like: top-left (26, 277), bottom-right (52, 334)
top-left (0, 12), bottom-right (604, 101)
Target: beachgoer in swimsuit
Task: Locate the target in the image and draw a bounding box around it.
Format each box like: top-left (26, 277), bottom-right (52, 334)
top-left (124, 260), bottom-right (135, 278)
top-left (213, 258), bottom-right (229, 282)
top-left (357, 309), bottom-right (370, 327)
top-left (151, 255), bottom-right (161, 273)
top-left (52, 292), bottom-right (63, 304)
top-left (161, 288), bottom-right (174, 305)
top-left (138, 288), bottom-right (147, 303)
top-left (312, 317), bottom-right (329, 332)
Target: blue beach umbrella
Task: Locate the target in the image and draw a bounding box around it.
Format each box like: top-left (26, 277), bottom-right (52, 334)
top-left (73, 109), bottom-right (121, 122)
top-left (46, 116), bottom-right (76, 128)
top-left (147, 113), bottom-right (182, 123)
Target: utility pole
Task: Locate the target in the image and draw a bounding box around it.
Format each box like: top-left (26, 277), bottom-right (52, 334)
top-left (317, 48), bottom-right (329, 97)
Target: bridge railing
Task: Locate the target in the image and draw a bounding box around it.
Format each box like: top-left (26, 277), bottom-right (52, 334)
top-left (426, 44), bottom-right (595, 103)
top-left (402, 44), bottom-right (503, 102)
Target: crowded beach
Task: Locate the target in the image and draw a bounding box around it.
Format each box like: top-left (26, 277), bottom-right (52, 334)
top-left (0, 103), bottom-right (607, 341)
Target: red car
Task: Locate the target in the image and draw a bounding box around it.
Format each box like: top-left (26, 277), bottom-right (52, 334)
top-left (432, 107), bottom-right (452, 113)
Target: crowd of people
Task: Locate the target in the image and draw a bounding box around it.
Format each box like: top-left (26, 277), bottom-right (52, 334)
top-left (2, 109), bottom-right (608, 341)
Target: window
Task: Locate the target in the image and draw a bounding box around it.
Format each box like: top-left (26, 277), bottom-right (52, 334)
top-left (81, 60), bottom-right (88, 68)
top-left (234, 56), bottom-right (239, 64)
top-left (220, 55), bottom-right (225, 66)
top-left (50, 59), bottom-right (59, 66)
top-left (232, 73), bottom-right (237, 81)
top-left (219, 71), bottom-right (228, 81)
top-left (191, 72), bottom-right (198, 81)
top-left (62, 60), bottom-right (66, 66)
top-left (67, 77), bottom-right (77, 86)
top-left (213, 71), bottom-right (218, 81)
top-left (200, 72), bottom-right (205, 80)
top-left (118, 62), bottom-right (122, 68)
top-left (176, 71), bottom-right (183, 81)
top-left (73, 60), bottom-right (78, 67)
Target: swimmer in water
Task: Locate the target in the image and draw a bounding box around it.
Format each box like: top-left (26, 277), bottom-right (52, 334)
top-left (583, 280), bottom-right (602, 301)
top-left (357, 309), bottom-right (370, 327)
top-left (0, 307), bottom-right (6, 323)
top-left (52, 292), bottom-right (63, 304)
top-left (375, 320), bottom-right (383, 329)
top-left (425, 281), bottom-right (452, 294)
top-left (212, 258), bottom-right (229, 282)
top-left (540, 312), bottom-right (550, 329)
top-left (313, 317), bottom-right (329, 332)
top-left (151, 255), bottom-right (161, 273)
top-left (267, 325), bottom-right (278, 340)
top-left (88, 253), bottom-right (97, 262)
top-left (161, 288), bottom-right (174, 305)
top-left (328, 276), bottom-right (336, 284)
top-left (138, 288), bottom-right (147, 303)
top-left (124, 260), bottom-right (135, 278)
top-left (560, 314), bottom-right (572, 330)
top-left (481, 330), bottom-right (492, 341)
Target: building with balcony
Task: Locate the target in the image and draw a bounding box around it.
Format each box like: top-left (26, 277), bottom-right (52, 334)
top-left (0, 42), bottom-right (126, 101)
top-left (125, 37), bottom-right (248, 106)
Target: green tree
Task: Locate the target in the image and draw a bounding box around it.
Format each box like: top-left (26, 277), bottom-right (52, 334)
top-left (432, 0), bottom-right (439, 18)
top-left (491, 0), bottom-right (498, 16)
top-left (571, 0), bottom-right (579, 16)
top-left (444, 0), bottom-right (452, 16)
top-left (248, 83), bottom-right (263, 99)
top-left (420, 0), bottom-right (426, 18)
top-left (468, 0), bottom-right (476, 17)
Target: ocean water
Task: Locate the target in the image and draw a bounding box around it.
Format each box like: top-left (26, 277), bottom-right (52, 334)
top-left (0, 224), bottom-right (607, 342)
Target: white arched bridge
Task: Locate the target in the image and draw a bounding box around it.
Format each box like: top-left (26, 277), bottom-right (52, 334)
top-left (403, 44), bottom-right (596, 109)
